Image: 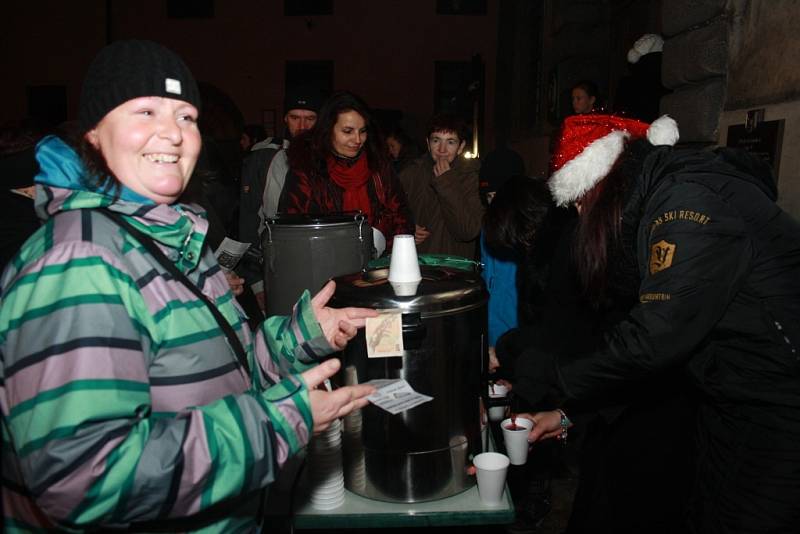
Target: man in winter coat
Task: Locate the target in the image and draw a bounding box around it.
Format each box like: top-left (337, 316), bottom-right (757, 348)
top-left (238, 88), bottom-right (321, 307)
top-left (398, 113), bottom-right (483, 259)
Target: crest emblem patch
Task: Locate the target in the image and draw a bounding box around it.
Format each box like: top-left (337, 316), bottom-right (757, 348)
top-left (649, 240), bottom-right (676, 274)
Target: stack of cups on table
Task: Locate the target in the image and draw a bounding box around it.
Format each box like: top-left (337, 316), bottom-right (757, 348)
top-left (343, 409), bottom-right (367, 492)
top-left (388, 234), bottom-right (422, 296)
top-left (307, 418), bottom-right (346, 510)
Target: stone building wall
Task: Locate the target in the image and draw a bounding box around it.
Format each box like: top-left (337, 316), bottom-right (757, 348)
top-left (661, 0), bottom-right (800, 216)
top-left (719, 0), bottom-right (800, 217)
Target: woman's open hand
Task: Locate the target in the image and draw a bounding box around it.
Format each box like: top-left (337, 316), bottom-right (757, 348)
top-left (311, 281), bottom-right (379, 350)
top-left (301, 358), bottom-right (375, 433)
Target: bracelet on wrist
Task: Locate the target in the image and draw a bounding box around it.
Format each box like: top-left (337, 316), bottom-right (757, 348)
top-left (556, 408), bottom-right (570, 443)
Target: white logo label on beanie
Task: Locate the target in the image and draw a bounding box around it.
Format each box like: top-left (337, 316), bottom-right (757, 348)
top-left (165, 78), bottom-right (182, 95)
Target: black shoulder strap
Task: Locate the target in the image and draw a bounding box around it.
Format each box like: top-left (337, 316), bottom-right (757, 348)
top-left (98, 209), bottom-right (250, 375)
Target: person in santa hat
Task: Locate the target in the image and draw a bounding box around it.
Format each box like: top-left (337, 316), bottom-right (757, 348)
top-left (485, 127), bottom-right (693, 533)
top-left (511, 113), bottom-right (800, 533)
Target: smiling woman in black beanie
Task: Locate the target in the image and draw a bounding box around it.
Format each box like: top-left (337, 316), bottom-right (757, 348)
top-left (0, 40), bottom-right (377, 532)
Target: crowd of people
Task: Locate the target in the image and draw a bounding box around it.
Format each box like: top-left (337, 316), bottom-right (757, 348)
top-left (1, 37), bottom-right (799, 534)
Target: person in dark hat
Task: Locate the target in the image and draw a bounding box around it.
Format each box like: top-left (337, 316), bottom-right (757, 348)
top-left (238, 86), bottom-right (322, 309)
top-left (0, 39), bottom-right (375, 532)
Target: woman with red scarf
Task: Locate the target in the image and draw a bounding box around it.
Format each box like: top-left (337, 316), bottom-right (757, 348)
top-left (278, 91), bottom-right (413, 249)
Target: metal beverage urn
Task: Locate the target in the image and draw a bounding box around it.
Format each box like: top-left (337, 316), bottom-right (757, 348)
top-left (330, 265), bottom-right (487, 503)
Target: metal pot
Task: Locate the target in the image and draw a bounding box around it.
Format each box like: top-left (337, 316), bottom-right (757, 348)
top-left (330, 266), bottom-right (487, 502)
top-left (262, 212), bottom-right (372, 316)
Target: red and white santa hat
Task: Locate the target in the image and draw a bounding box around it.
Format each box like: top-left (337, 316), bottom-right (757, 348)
top-left (548, 114), bottom-right (679, 206)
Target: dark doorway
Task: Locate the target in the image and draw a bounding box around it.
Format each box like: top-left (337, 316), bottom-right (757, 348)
top-left (434, 58), bottom-right (484, 151)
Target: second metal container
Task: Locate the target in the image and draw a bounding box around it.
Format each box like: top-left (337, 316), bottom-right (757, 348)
top-left (263, 213), bottom-right (373, 316)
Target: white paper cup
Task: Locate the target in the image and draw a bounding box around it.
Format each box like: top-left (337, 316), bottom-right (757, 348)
top-left (372, 227), bottom-right (386, 258)
top-left (488, 383), bottom-right (508, 397)
top-left (388, 235), bottom-right (422, 283)
top-left (501, 417), bottom-right (534, 465)
top-left (390, 280), bottom-right (421, 296)
top-left (488, 404), bottom-right (507, 423)
top-left (487, 383), bottom-right (509, 422)
top-left (473, 452), bottom-right (510, 506)
top-left (311, 478), bottom-right (345, 492)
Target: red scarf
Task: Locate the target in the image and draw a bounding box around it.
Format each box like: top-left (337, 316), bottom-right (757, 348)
top-left (327, 153), bottom-right (372, 219)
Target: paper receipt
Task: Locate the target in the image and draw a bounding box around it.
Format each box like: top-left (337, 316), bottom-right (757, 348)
top-left (365, 379), bottom-right (433, 414)
top-left (365, 312), bottom-right (404, 358)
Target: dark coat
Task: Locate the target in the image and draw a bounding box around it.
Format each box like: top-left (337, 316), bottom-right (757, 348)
top-left (278, 140), bottom-right (414, 248)
top-left (399, 154), bottom-right (483, 259)
top-left (555, 146), bottom-right (800, 532)
top-left (497, 204), bottom-right (694, 534)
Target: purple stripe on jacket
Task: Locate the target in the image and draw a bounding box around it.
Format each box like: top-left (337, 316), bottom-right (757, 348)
top-left (150, 370), bottom-right (249, 413)
top-left (36, 433), bottom-right (128, 521)
top-left (275, 397), bottom-right (309, 462)
top-left (3, 487), bottom-right (57, 528)
top-left (7, 347), bottom-right (148, 408)
top-left (137, 275), bottom-right (208, 316)
top-left (169, 412), bottom-right (211, 517)
top-left (253, 331), bottom-right (282, 384)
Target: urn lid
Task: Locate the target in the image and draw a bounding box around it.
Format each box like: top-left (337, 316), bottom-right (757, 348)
top-left (330, 266), bottom-right (486, 316)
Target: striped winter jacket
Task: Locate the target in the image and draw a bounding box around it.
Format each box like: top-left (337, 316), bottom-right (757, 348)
top-left (0, 136), bottom-right (332, 532)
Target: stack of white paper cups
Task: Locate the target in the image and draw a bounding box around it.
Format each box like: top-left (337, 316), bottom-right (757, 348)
top-left (343, 409), bottom-right (366, 492)
top-left (388, 234), bottom-right (422, 296)
top-left (307, 418), bottom-right (345, 510)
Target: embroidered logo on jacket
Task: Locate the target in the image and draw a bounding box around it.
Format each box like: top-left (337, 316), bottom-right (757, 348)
top-left (649, 240), bottom-right (676, 274)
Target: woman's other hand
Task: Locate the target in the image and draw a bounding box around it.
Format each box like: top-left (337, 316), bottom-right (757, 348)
top-left (302, 358), bottom-right (375, 434)
top-left (224, 270), bottom-right (245, 296)
top-left (311, 280), bottom-right (379, 350)
top-left (519, 411), bottom-right (567, 443)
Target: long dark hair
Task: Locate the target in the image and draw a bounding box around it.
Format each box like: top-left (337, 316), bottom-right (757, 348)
top-left (305, 91), bottom-right (389, 174)
top-left (573, 139), bottom-right (652, 301)
top-left (483, 175), bottom-right (553, 256)
top-left (484, 176), bottom-right (577, 326)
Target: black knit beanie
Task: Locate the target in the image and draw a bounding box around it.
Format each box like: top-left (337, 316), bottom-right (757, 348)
top-left (283, 86), bottom-right (322, 114)
top-left (79, 40), bottom-right (201, 130)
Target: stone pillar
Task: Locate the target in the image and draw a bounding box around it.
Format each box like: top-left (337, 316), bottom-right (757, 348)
top-left (660, 0), bottom-right (732, 144)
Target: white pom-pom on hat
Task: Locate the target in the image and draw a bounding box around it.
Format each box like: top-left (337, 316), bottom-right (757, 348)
top-left (647, 115), bottom-right (679, 146)
top-left (627, 49), bottom-right (642, 64)
top-left (627, 33), bottom-right (664, 64)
